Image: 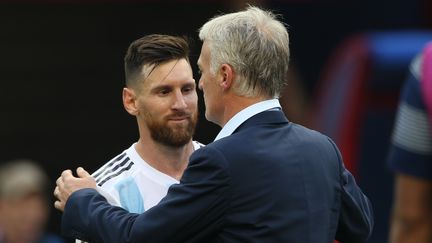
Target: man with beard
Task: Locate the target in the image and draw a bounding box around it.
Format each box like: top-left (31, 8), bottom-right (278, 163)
top-left (89, 34), bottom-right (203, 214)
top-left (55, 6), bottom-right (372, 243)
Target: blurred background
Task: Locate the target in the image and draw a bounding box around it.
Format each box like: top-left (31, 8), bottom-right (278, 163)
top-left (0, 0), bottom-right (430, 242)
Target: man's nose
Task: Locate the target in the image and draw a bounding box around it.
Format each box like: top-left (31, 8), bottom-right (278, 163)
top-left (172, 91), bottom-right (187, 109)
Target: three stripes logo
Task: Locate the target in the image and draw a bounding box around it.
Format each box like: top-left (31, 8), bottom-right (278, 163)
top-left (93, 153), bottom-right (135, 186)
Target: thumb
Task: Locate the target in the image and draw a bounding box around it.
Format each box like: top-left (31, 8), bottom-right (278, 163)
top-left (76, 167), bottom-right (91, 178)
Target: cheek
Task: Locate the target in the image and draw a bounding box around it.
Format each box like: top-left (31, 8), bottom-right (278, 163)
top-left (137, 101), bottom-right (156, 120)
top-left (200, 74), bottom-right (210, 89)
top-left (138, 98), bottom-right (163, 113)
top-left (185, 94), bottom-right (198, 109)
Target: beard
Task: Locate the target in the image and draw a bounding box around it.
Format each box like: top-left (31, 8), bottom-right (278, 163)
top-left (145, 111), bottom-right (198, 147)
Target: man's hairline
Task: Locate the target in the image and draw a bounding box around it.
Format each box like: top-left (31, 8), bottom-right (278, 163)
top-left (126, 57), bottom-right (191, 90)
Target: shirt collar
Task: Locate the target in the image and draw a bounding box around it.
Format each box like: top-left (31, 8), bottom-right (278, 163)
top-left (214, 99), bottom-right (281, 141)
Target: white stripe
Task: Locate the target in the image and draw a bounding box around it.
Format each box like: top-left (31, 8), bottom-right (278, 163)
top-left (392, 102), bottom-right (432, 154)
top-left (96, 160), bottom-right (134, 185)
top-left (94, 156), bottom-right (130, 183)
top-left (92, 153), bottom-right (126, 178)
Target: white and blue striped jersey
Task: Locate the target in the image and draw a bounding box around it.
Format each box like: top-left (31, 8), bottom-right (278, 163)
top-left (388, 53), bottom-right (432, 179)
top-left (93, 141), bottom-right (204, 213)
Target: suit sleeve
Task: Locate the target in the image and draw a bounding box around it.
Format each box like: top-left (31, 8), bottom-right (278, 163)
top-left (329, 140), bottom-right (374, 243)
top-left (61, 146), bottom-right (230, 243)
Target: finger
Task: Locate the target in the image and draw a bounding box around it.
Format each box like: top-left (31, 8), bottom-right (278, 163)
top-left (61, 169), bottom-right (72, 177)
top-left (53, 186), bottom-right (59, 198)
top-left (61, 169), bottom-right (73, 180)
top-left (77, 167), bottom-right (91, 178)
top-left (56, 176), bottom-right (63, 186)
top-left (54, 186), bottom-right (62, 200)
top-left (54, 200), bottom-right (64, 212)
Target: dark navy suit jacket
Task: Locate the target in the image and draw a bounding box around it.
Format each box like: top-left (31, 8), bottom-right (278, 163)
top-left (62, 110), bottom-right (373, 243)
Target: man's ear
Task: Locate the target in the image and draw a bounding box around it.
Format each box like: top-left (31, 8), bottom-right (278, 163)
top-left (123, 87), bottom-right (138, 115)
top-left (219, 63), bottom-right (234, 91)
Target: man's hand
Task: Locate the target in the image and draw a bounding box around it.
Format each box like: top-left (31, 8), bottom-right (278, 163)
top-left (54, 167), bottom-right (96, 212)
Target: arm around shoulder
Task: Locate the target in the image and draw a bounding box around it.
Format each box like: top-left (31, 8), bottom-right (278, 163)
top-left (61, 146), bottom-right (231, 243)
top-left (62, 188), bottom-right (138, 243)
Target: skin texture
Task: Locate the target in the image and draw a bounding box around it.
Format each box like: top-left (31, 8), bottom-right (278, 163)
top-left (389, 173), bottom-right (432, 243)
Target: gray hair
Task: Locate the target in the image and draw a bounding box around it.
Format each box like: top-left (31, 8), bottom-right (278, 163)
top-left (199, 6), bottom-right (290, 98)
top-left (0, 159), bottom-right (49, 200)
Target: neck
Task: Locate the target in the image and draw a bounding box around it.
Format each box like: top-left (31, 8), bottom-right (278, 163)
top-left (219, 93), bottom-right (270, 127)
top-left (134, 136), bottom-right (194, 180)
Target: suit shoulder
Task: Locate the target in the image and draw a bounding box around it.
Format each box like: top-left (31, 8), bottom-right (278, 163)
top-left (190, 144), bottom-right (230, 167)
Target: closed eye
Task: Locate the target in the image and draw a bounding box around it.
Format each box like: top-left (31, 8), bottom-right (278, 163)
top-left (155, 87), bottom-right (171, 96)
top-left (182, 84), bottom-right (196, 93)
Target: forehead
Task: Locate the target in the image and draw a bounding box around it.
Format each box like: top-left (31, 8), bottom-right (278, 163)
top-left (141, 58), bottom-right (194, 88)
top-left (198, 41), bottom-right (210, 66)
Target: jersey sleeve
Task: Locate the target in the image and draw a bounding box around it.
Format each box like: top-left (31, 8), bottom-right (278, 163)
top-left (387, 54), bottom-right (432, 179)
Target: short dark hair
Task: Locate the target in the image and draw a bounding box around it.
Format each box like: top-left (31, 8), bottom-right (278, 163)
top-left (124, 34), bottom-right (190, 88)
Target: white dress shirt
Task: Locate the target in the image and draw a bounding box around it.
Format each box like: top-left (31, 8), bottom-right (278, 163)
top-left (214, 99), bottom-right (282, 141)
